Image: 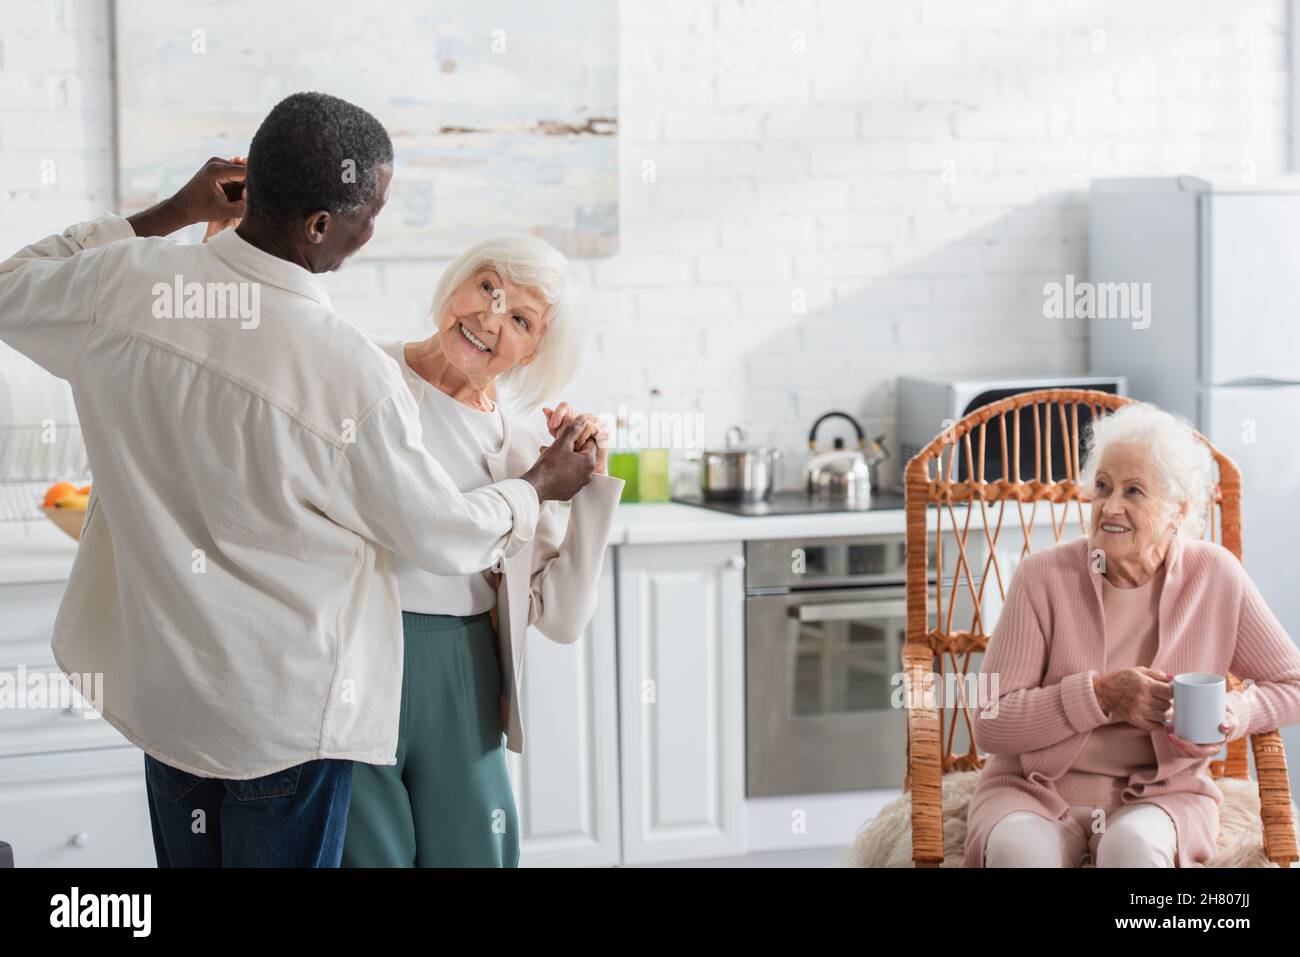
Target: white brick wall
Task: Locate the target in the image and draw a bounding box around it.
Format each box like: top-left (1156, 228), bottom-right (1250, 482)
top-left (0, 0), bottom-right (114, 252)
top-left (0, 0), bottom-right (1289, 490)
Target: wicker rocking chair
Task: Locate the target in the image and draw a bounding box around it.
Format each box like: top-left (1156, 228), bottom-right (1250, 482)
top-left (901, 389), bottom-right (1298, 867)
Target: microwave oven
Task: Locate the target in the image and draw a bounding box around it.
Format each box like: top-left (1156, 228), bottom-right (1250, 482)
top-left (897, 374), bottom-right (1127, 483)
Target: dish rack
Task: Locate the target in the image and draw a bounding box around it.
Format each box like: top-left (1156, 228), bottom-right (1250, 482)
top-left (0, 423), bottom-right (92, 534)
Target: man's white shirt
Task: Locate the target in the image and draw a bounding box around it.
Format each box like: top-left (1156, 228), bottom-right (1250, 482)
top-left (0, 214), bottom-right (540, 778)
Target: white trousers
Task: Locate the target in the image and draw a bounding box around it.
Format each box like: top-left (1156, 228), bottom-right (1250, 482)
top-left (984, 803), bottom-right (1178, 867)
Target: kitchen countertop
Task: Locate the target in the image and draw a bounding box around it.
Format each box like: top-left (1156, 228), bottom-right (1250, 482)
top-left (0, 491), bottom-right (940, 585)
top-left (604, 492), bottom-right (1092, 546)
top-left (606, 492), bottom-right (923, 546)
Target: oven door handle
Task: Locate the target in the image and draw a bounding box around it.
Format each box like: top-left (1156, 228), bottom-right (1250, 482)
top-left (789, 599), bottom-right (909, 622)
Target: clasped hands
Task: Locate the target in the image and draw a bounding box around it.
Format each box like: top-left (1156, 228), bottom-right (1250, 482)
top-left (538, 402), bottom-right (609, 476)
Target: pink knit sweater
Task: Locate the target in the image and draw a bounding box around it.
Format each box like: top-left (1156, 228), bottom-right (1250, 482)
top-left (963, 534), bottom-right (1300, 868)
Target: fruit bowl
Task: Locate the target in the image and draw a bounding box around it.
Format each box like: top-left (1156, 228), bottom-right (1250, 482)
top-left (40, 481), bottom-right (91, 541)
top-left (42, 504), bottom-right (86, 541)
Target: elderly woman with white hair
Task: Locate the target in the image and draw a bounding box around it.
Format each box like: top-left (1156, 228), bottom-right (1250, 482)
top-left (341, 236), bottom-right (623, 868)
top-left (963, 401), bottom-right (1300, 868)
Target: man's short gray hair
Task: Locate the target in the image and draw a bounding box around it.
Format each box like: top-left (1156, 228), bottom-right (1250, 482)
top-left (1079, 401), bottom-right (1216, 538)
top-left (430, 235), bottom-right (585, 413)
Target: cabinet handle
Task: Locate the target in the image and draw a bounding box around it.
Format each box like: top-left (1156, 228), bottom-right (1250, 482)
top-left (70, 832), bottom-right (90, 848)
top-left (728, 555), bottom-right (745, 570)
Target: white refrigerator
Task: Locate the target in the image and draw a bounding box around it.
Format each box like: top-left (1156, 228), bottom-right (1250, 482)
top-left (1091, 176), bottom-right (1300, 787)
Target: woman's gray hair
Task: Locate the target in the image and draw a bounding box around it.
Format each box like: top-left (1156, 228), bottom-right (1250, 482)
top-left (430, 235), bottom-right (585, 413)
top-left (1078, 401), bottom-right (1216, 538)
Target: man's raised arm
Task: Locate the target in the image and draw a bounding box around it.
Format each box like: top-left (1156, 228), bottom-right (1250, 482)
top-left (0, 158), bottom-right (246, 379)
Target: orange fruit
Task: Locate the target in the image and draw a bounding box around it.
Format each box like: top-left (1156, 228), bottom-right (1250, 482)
top-left (77, 485), bottom-right (91, 495)
top-left (43, 482), bottom-right (77, 507)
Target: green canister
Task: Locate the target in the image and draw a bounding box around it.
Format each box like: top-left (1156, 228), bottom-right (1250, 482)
top-left (637, 388), bottom-right (670, 502)
top-left (607, 410), bottom-right (639, 502)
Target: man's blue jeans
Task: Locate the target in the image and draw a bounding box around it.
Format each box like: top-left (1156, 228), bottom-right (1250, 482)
top-left (144, 754), bottom-right (353, 867)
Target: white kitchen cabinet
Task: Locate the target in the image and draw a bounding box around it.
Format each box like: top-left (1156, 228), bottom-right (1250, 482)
top-left (0, 747), bottom-right (154, 868)
top-left (616, 540), bottom-right (745, 864)
top-left (0, 576), bottom-right (153, 868)
top-left (0, 663), bottom-right (135, 759)
top-left (507, 552), bottom-right (621, 867)
top-left (0, 581), bottom-right (70, 668)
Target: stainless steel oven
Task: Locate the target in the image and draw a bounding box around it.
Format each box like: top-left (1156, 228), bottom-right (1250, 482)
top-left (745, 534), bottom-right (924, 797)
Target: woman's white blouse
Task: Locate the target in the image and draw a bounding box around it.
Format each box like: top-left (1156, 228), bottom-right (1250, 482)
top-left (396, 369), bottom-right (504, 616)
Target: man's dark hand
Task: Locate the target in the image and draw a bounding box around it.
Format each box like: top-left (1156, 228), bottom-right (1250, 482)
top-left (521, 419), bottom-right (597, 502)
top-left (203, 155), bottom-right (247, 241)
top-left (128, 157), bottom-right (248, 238)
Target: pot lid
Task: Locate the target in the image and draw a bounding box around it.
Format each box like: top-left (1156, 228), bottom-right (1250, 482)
top-left (702, 425), bottom-right (780, 456)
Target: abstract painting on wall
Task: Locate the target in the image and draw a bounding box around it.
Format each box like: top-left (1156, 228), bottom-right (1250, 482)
top-left (114, 0), bottom-right (618, 258)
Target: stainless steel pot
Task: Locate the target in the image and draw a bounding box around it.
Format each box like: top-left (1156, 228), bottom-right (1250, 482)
top-left (699, 426), bottom-right (780, 502)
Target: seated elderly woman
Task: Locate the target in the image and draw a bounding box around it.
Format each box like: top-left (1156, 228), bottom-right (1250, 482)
top-left (964, 401), bottom-right (1300, 868)
top-left (340, 236), bottom-right (624, 868)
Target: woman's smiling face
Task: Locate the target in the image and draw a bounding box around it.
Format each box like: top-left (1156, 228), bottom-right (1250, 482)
top-left (1090, 441), bottom-right (1187, 567)
top-left (436, 266), bottom-right (550, 381)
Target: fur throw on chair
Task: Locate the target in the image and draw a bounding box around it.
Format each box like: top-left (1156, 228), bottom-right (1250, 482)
top-left (844, 770), bottom-right (1299, 868)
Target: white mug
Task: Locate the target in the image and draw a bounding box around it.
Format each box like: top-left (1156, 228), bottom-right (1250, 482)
top-left (1172, 673), bottom-right (1227, 744)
